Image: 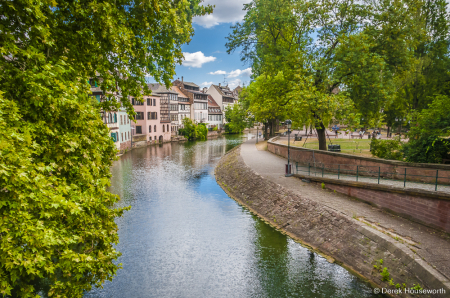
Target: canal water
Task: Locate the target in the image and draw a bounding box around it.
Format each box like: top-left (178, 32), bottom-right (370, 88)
top-left (85, 135), bottom-right (380, 298)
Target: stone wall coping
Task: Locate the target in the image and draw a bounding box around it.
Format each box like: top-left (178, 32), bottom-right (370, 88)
top-left (292, 173), bottom-right (450, 201)
top-left (268, 137), bottom-right (450, 170)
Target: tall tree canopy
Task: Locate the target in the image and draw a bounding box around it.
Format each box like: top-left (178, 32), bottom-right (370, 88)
top-left (0, 0), bottom-right (211, 297)
top-left (227, 0), bottom-right (449, 150)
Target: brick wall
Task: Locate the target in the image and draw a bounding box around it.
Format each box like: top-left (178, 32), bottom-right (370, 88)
top-left (268, 139), bottom-right (450, 185)
top-left (311, 179), bottom-right (450, 233)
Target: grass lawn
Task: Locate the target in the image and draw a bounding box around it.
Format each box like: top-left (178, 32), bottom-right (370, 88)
top-left (279, 138), bottom-right (374, 157)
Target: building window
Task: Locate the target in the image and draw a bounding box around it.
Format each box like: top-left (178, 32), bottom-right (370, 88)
top-left (148, 112), bottom-right (157, 120)
top-left (147, 98), bottom-right (152, 106)
top-left (163, 125), bottom-right (165, 132)
top-left (154, 125), bottom-right (156, 132)
top-left (194, 103), bottom-right (207, 110)
top-left (153, 98), bottom-right (156, 106)
top-left (167, 124), bottom-right (169, 132)
top-left (128, 131), bottom-right (130, 139)
top-left (135, 112), bottom-right (144, 120)
top-left (149, 125), bottom-right (152, 133)
top-left (136, 126), bottom-right (142, 134)
top-left (132, 98), bottom-right (144, 105)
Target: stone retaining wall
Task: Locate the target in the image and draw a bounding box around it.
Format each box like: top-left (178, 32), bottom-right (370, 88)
top-left (215, 146), bottom-right (450, 297)
top-left (293, 174), bottom-right (450, 233)
top-left (268, 138), bottom-right (450, 185)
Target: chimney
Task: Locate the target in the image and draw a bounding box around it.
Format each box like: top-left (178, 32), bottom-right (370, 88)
top-left (203, 87), bottom-right (207, 93)
top-left (219, 83), bottom-right (221, 87)
top-left (181, 76), bottom-right (184, 83)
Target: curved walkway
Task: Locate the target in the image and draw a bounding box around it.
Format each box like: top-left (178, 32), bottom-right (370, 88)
top-left (240, 137), bottom-right (450, 281)
top-left (275, 136), bottom-right (450, 193)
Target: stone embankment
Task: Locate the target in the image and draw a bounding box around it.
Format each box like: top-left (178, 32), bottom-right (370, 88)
top-left (215, 145), bottom-right (450, 298)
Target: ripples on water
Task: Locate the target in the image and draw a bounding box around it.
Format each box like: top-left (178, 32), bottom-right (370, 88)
top-left (84, 135), bottom-right (380, 298)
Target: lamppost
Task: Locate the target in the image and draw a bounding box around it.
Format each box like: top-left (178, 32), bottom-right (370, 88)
top-left (285, 119), bottom-right (293, 177)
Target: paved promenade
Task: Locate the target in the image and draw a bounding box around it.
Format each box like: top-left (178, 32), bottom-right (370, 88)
top-left (240, 137), bottom-right (450, 281)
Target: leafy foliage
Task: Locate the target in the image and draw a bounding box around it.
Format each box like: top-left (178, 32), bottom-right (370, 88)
top-left (370, 139), bottom-right (404, 161)
top-left (224, 103), bottom-right (252, 134)
top-left (197, 123), bottom-right (208, 141)
top-left (0, 0), bottom-right (211, 296)
top-left (403, 95), bottom-right (450, 163)
top-left (227, 0), bottom-right (450, 152)
top-left (179, 118), bottom-right (207, 140)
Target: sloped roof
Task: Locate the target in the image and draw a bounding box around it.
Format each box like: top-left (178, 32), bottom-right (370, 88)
top-left (234, 86), bottom-right (243, 93)
top-left (207, 95), bottom-right (220, 107)
top-left (147, 83), bottom-right (177, 94)
top-left (171, 86), bottom-right (189, 99)
top-left (208, 95), bottom-right (222, 114)
top-left (212, 84), bottom-right (234, 98)
top-left (183, 81), bottom-right (199, 88)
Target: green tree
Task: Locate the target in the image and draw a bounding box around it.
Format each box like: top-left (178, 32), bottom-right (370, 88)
top-left (0, 0), bottom-right (211, 297)
top-left (179, 118), bottom-right (208, 140)
top-left (224, 102), bottom-right (252, 134)
top-left (403, 95), bottom-right (450, 163)
top-left (197, 123), bottom-right (208, 140)
top-left (227, 0), bottom-right (448, 150)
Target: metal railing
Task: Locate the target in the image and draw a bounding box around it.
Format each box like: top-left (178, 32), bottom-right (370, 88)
top-left (295, 162), bottom-right (450, 192)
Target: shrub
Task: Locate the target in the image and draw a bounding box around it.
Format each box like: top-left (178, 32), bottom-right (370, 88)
top-left (402, 135), bottom-right (450, 163)
top-left (212, 126), bottom-right (218, 131)
top-left (370, 138), bottom-right (403, 160)
top-left (197, 123), bottom-right (208, 140)
top-left (403, 95), bottom-right (450, 163)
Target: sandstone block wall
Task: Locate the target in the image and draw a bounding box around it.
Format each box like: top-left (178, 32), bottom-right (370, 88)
top-left (215, 146), bottom-right (450, 297)
top-left (292, 175), bottom-right (450, 233)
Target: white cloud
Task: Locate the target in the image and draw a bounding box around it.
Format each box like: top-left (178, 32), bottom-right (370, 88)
top-left (193, 0), bottom-right (250, 28)
top-left (208, 68), bottom-right (252, 78)
top-left (201, 81), bottom-right (214, 87)
top-left (228, 79), bottom-right (242, 89)
top-left (227, 67), bottom-right (252, 78)
top-left (208, 70), bottom-right (227, 75)
top-left (182, 51), bottom-right (216, 68)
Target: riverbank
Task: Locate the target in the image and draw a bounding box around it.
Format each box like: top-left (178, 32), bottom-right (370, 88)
top-left (215, 139), bottom-right (450, 297)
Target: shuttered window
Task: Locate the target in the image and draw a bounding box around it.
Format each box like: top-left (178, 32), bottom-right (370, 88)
top-left (135, 112), bottom-right (144, 120)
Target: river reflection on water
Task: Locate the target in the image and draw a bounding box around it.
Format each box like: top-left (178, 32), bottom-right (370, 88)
top-left (85, 135), bottom-right (380, 298)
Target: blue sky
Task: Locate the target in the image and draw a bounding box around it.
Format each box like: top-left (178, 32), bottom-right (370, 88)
top-left (173, 0), bottom-right (252, 90)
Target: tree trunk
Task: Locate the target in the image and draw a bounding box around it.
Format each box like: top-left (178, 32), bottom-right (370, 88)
top-left (316, 121), bottom-right (327, 150)
top-left (264, 122), bottom-right (269, 140)
top-left (387, 126), bottom-right (390, 137)
top-left (270, 119), bottom-right (275, 137)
